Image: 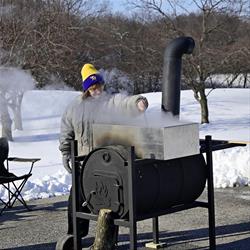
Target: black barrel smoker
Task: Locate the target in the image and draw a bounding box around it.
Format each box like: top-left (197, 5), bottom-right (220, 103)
top-left (60, 37), bottom-right (246, 250)
top-left (81, 146), bottom-right (206, 219)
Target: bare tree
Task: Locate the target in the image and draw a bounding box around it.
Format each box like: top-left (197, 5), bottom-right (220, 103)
top-left (0, 0), bottom-right (108, 89)
top-left (1, 0), bottom-right (249, 126)
top-left (128, 0), bottom-right (249, 123)
top-left (87, 14), bottom-right (167, 93)
top-left (0, 92), bottom-right (12, 140)
top-left (0, 67), bottom-right (35, 139)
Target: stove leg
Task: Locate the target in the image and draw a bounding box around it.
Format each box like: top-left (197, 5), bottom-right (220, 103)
top-left (71, 140), bottom-right (82, 250)
top-left (153, 217), bottom-right (159, 244)
top-left (145, 217), bottom-right (166, 249)
top-left (128, 146), bottom-right (137, 250)
top-left (205, 135), bottom-right (216, 250)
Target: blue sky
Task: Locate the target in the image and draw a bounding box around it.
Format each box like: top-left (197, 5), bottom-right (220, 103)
top-left (110, 0), bottom-right (198, 15)
top-left (110, 0), bottom-right (130, 13)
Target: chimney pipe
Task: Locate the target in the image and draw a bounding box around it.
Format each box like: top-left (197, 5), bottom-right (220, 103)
top-left (162, 37), bottom-right (195, 116)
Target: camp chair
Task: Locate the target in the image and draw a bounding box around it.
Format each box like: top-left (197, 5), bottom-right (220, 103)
top-left (0, 137), bottom-right (40, 215)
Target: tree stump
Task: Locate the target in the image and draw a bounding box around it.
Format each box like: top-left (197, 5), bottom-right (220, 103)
top-left (91, 209), bottom-right (118, 250)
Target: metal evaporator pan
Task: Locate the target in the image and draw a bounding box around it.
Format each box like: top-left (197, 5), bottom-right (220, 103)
top-left (92, 123), bottom-right (200, 160)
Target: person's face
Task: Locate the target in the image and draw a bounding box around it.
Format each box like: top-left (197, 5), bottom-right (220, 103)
top-left (88, 84), bottom-right (104, 98)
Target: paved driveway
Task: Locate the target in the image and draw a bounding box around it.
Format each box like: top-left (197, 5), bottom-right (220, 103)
top-left (0, 187), bottom-right (249, 249)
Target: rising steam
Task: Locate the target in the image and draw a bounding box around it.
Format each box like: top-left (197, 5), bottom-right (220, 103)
top-left (81, 92), bottom-right (190, 129)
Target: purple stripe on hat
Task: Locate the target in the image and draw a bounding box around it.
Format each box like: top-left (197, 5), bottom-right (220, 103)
top-left (82, 74), bottom-right (104, 91)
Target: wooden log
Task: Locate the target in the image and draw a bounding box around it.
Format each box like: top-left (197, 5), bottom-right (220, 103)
top-left (91, 209), bottom-right (118, 250)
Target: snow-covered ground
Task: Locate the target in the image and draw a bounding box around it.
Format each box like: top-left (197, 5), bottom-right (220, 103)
top-left (1, 88), bottom-right (249, 201)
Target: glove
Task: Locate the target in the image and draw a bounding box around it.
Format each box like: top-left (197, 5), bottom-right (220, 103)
top-left (137, 98), bottom-right (149, 112)
top-left (62, 154), bottom-right (72, 174)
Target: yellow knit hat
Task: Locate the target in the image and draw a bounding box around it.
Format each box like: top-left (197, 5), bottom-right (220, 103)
top-left (81, 64), bottom-right (104, 91)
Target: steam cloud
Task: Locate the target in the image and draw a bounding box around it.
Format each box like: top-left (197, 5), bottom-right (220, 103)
top-left (82, 92), bottom-right (190, 129)
top-left (0, 67), bottom-right (35, 91)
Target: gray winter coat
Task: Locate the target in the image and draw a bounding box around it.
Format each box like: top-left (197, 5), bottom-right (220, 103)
top-left (59, 92), bottom-right (147, 157)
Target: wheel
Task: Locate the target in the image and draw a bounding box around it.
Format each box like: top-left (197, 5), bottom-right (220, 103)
top-left (56, 234), bottom-right (74, 250)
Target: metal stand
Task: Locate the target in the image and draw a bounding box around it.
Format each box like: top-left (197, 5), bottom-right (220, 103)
top-left (71, 140), bottom-right (82, 250)
top-left (205, 135), bottom-right (216, 249)
top-left (70, 137), bottom-right (246, 250)
top-left (127, 146), bottom-right (137, 250)
top-left (145, 217), bottom-right (167, 249)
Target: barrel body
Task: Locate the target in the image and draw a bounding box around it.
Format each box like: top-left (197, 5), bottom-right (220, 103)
top-left (81, 146), bottom-right (207, 218)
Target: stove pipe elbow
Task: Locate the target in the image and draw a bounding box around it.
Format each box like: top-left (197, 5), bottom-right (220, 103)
top-left (162, 36), bottom-right (195, 116)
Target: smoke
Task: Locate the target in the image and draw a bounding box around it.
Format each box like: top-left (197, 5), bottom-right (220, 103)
top-left (0, 67), bottom-right (36, 92)
top-left (82, 92), bottom-right (188, 129)
top-left (0, 67), bottom-right (36, 134)
top-left (93, 69), bottom-right (187, 128)
top-left (41, 74), bottom-right (74, 91)
top-left (100, 68), bottom-right (134, 94)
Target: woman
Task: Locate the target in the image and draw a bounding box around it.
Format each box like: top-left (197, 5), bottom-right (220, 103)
top-left (59, 63), bottom-right (148, 243)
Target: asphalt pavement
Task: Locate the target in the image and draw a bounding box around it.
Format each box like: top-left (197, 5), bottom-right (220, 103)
top-left (0, 187), bottom-right (249, 250)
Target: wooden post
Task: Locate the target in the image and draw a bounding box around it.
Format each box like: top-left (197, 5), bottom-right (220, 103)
top-left (91, 209), bottom-right (117, 250)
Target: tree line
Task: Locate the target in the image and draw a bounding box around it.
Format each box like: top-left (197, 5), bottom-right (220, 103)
top-left (0, 0), bottom-right (250, 125)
